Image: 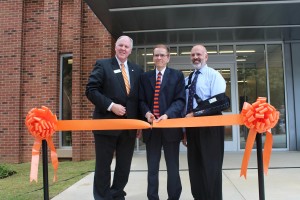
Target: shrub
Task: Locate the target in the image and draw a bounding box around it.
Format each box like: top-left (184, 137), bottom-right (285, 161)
top-left (0, 164), bottom-right (16, 179)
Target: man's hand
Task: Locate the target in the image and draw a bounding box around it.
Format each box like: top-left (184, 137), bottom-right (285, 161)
top-left (136, 129), bottom-right (142, 139)
top-left (145, 112), bottom-right (155, 123)
top-left (111, 104), bottom-right (126, 116)
top-left (155, 114), bottom-right (168, 122)
top-left (182, 132), bottom-right (187, 147)
top-left (185, 112), bottom-right (194, 118)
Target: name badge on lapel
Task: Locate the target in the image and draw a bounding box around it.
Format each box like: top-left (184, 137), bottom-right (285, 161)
top-left (114, 69), bottom-right (121, 74)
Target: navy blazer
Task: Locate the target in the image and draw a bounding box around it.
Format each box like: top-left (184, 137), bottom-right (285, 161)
top-left (86, 57), bottom-right (144, 136)
top-left (139, 67), bottom-right (186, 142)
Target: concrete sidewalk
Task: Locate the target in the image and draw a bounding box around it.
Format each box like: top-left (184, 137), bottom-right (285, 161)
top-left (52, 151), bottom-right (300, 200)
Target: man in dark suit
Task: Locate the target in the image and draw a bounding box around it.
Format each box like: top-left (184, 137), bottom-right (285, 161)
top-left (86, 35), bottom-right (144, 200)
top-left (139, 44), bottom-right (186, 200)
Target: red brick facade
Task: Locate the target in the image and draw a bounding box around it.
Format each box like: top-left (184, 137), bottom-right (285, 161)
top-left (0, 0), bottom-right (113, 163)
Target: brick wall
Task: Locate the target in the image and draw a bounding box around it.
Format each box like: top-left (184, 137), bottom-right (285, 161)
top-left (60, 0), bottom-right (73, 53)
top-left (20, 0), bottom-right (45, 162)
top-left (71, 0), bottom-right (83, 162)
top-left (0, 0), bottom-right (24, 163)
top-left (0, 0), bottom-right (113, 163)
top-left (19, 0), bottom-right (61, 162)
top-left (79, 3), bottom-right (113, 161)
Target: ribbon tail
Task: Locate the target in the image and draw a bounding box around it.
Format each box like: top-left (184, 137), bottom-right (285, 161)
top-left (46, 138), bottom-right (59, 182)
top-left (30, 139), bottom-right (42, 182)
top-left (263, 130), bottom-right (273, 175)
top-left (240, 129), bottom-right (257, 179)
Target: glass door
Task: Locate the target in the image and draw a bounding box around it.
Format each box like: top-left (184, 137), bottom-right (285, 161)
top-left (210, 63), bottom-right (239, 151)
top-left (176, 61), bottom-right (239, 151)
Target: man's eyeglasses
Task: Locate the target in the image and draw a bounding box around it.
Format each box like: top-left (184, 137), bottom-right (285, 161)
top-left (154, 54), bottom-right (168, 58)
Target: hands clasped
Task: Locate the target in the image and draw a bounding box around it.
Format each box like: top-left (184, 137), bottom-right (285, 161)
top-left (145, 112), bottom-right (168, 124)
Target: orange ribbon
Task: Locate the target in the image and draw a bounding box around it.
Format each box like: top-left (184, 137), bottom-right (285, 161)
top-left (57, 119), bottom-right (151, 131)
top-left (152, 114), bottom-right (244, 128)
top-left (240, 97), bottom-right (279, 178)
top-left (25, 106), bottom-right (58, 182)
top-left (25, 98), bottom-right (279, 182)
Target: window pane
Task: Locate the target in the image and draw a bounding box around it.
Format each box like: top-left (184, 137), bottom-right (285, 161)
top-left (170, 47), bottom-right (177, 56)
top-left (61, 55), bottom-right (72, 147)
top-left (219, 45), bottom-right (234, 54)
top-left (268, 44), bottom-right (286, 148)
top-left (179, 46), bottom-right (192, 56)
top-left (216, 68), bottom-right (232, 112)
top-left (146, 48), bottom-right (154, 71)
top-left (206, 46), bottom-right (217, 55)
top-left (128, 48), bottom-right (136, 63)
top-left (137, 48), bottom-right (145, 67)
top-left (237, 45), bottom-right (266, 149)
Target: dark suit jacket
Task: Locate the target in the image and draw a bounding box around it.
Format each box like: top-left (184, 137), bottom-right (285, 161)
top-left (86, 57), bottom-right (144, 136)
top-left (139, 67), bottom-right (186, 142)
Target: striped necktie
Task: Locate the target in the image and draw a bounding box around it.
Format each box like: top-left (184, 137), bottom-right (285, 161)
top-left (120, 63), bottom-right (130, 95)
top-left (186, 70), bottom-right (200, 114)
top-left (153, 72), bottom-right (162, 118)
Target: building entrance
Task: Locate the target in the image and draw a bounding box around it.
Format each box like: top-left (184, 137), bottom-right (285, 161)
top-left (133, 43), bottom-right (288, 152)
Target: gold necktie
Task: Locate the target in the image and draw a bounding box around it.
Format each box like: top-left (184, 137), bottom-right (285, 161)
top-left (120, 63), bottom-right (130, 95)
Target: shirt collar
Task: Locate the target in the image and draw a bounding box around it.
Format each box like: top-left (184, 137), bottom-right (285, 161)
top-left (156, 67), bottom-right (166, 76)
top-left (115, 56), bottom-right (128, 68)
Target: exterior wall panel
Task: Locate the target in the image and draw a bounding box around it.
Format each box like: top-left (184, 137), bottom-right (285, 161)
top-left (0, 0), bottom-right (112, 163)
top-left (291, 43), bottom-right (300, 150)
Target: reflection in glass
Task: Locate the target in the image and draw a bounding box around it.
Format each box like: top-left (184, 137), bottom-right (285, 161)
top-left (217, 68), bottom-right (232, 112)
top-left (217, 68), bottom-right (233, 141)
top-left (237, 45), bottom-right (266, 149)
top-left (238, 44), bottom-right (286, 149)
top-left (268, 44), bottom-right (286, 148)
top-left (61, 56), bottom-right (72, 147)
top-left (225, 126), bottom-right (233, 141)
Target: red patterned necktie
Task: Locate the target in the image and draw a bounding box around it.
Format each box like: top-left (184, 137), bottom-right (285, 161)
top-left (153, 72), bottom-right (162, 118)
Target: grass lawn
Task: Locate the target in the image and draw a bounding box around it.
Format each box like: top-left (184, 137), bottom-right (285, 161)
top-left (0, 160), bottom-right (95, 200)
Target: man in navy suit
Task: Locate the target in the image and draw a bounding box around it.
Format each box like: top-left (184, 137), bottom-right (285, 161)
top-left (139, 44), bottom-right (186, 200)
top-left (86, 35), bottom-right (144, 200)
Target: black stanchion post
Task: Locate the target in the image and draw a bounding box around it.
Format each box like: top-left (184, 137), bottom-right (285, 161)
top-left (42, 140), bottom-right (50, 200)
top-left (256, 133), bottom-right (265, 200)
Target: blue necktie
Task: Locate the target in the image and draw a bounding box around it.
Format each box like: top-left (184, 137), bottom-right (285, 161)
top-left (187, 70), bottom-right (200, 114)
top-left (153, 72), bottom-right (162, 118)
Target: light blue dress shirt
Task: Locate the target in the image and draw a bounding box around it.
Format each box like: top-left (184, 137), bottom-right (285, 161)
top-left (185, 64), bottom-right (226, 110)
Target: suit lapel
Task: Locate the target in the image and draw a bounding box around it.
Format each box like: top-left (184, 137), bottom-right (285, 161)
top-left (160, 67), bottom-right (169, 91)
top-left (149, 70), bottom-right (156, 90)
top-left (128, 62), bottom-right (135, 88)
top-left (111, 58), bottom-right (127, 96)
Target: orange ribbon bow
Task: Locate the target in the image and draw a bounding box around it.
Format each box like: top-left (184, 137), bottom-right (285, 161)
top-left (240, 97), bottom-right (279, 178)
top-left (25, 106), bottom-right (58, 182)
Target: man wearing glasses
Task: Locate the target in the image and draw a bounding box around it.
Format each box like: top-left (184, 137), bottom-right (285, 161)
top-left (139, 44), bottom-right (186, 200)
